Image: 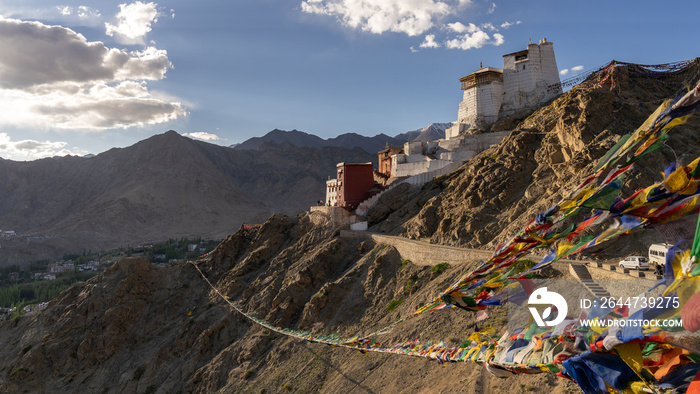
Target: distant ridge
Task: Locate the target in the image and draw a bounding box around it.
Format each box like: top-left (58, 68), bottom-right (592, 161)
top-left (393, 123), bottom-right (452, 142)
top-left (234, 123), bottom-right (453, 153)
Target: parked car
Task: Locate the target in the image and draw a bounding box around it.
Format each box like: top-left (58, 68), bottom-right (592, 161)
top-left (619, 256), bottom-right (650, 270)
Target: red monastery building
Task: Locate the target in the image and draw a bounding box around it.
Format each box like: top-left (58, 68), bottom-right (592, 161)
top-left (326, 162), bottom-right (382, 210)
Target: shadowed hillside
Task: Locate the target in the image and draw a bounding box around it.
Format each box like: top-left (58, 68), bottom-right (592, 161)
top-left (0, 132), bottom-right (374, 264)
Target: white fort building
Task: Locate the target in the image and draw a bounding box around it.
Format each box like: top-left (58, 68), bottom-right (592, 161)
top-left (329, 38), bottom-right (564, 219)
top-left (446, 38), bottom-right (562, 139)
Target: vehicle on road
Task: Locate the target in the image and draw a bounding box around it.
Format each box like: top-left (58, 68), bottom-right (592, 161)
top-left (648, 243), bottom-right (671, 266)
top-left (619, 256), bottom-right (650, 270)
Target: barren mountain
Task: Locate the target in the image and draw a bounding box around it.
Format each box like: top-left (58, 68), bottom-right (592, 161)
top-left (1, 60), bottom-right (699, 393)
top-left (0, 132), bottom-right (374, 264)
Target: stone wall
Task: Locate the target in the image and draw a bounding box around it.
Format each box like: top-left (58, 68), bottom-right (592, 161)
top-left (394, 159), bottom-right (454, 178)
top-left (310, 206), bottom-right (356, 228)
top-left (340, 230), bottom-right (492, 266)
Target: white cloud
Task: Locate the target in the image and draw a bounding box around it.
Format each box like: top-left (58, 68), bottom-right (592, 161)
top-left (500, 20), bottom-right (520, 29)
top-left (105, 1), bottom-right (159, 45)
top-left (301, 0), bottom-right (461, 36)
top-left (300, 0), bottom-right (514, 51)
top-left (445, 25), bottom-right (503, 50)
top-left (183, 132), bottom-right (220, 142)
top-left (560, 65), bottom-right (584, 76)
top-left (0, 17), bottom-right (172, 89)
top-left (487, 2), bottom-right (496, 14)
top-left (0, 133), bottom-right (86, 161)
top-left (447, 21), bottom-right (478, 33)
top-left (0, 4), bottom-right (102, 26)
top-left (0, 16), bottom-right (185, 130)
top-left (419, 34), bottom-right (440, 49)
top-left (77, 6), bottom-right (101, 20)
top-left (492, 33), bottom-right (504, 45)
top-left (57, 6), bottom-right (72, 16)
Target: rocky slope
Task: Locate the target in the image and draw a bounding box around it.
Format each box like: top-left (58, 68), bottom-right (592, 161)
top-left (371, 60), bottom-right (700, 258)
top-left (1, 60), bottom-right (699, 393)
top-left (0, 214), bottom-right (580, 393)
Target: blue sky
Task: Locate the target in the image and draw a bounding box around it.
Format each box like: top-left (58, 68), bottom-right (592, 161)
top-left (0, 0), bottom-right (697, 160)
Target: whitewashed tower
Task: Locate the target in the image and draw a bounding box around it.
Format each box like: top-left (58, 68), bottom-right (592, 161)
top-left (446, 66), bottom-right (504, 139)
top-left (446, 38), bottom-right (561, 140)
top-left (500, 38), bottom-right (562, 118)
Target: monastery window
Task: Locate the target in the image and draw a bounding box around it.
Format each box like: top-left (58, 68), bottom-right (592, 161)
top-left (515, 53), bottom-right (528, 62)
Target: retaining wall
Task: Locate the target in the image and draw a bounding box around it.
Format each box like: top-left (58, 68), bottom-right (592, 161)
top-left (340, 231), bottom-right (492, 266)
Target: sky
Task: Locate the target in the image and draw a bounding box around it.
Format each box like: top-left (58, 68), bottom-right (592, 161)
top-left (0, 0), bottom-right (698, 161)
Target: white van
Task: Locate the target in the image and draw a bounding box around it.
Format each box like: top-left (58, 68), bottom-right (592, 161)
top-left (648, 243), bottom-right (671, 266)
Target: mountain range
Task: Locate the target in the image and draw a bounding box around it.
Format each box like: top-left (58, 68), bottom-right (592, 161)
top-left (232, 123), bottom-right (451, 152)
top-left (0, 123), bottom-right (451, 265)
top-left (0, 131), bottom-right (375, 264)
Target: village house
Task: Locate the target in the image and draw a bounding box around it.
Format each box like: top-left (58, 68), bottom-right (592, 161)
top-left (0, 307), bottom-right (15, 321)
top-left (49, 261), bottom-right (75, 273)
top-left (23, 302), bottom-right (48, 314)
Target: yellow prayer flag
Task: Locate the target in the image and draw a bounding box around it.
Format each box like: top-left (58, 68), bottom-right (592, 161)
top-left (665, 165), bottom-right (691, 193)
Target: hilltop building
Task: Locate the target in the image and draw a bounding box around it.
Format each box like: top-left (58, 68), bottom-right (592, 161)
top-left (377, 145), bottom-right (404, 180)
top-left (446, 38), bottom-right (562, 138)
top-left (325, 162), bottom-right (383, 210)
top-left (313, 38), bottom-right (562, 228)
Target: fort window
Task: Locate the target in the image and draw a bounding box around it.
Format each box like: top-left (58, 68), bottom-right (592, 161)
top-left (514, 51), bottom-right (528, 62)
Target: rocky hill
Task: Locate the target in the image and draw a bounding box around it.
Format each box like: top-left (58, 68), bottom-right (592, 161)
top-left (0, 214), bottom-right (579, 393)
top-left (1, 60), bottom-right (700, 393)
top-left (0, 132), bottom-right (374, 264)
